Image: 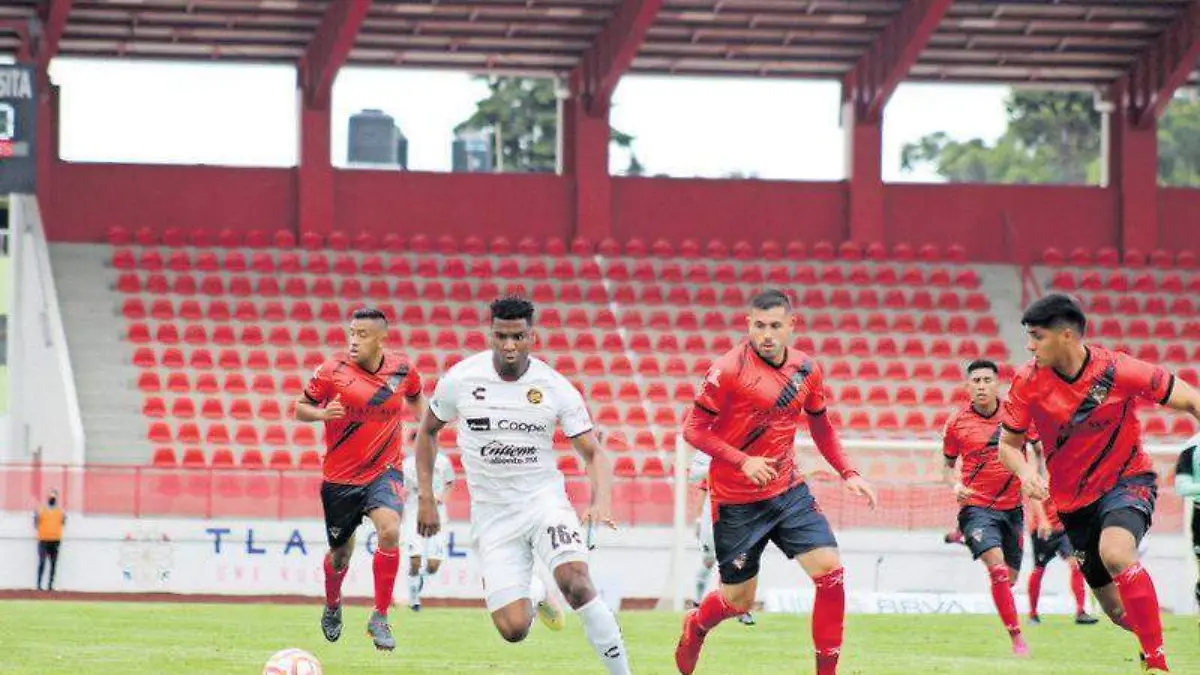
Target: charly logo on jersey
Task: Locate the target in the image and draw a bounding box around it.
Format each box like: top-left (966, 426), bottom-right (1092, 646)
top-left (527, 387), bottom-right (543, 405)
top-left (480, 440), bottom-right (539, 465)
top-left (467, 417), bottom-right (491, 431)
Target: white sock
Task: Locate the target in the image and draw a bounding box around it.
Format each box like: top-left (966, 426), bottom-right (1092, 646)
top-left (407, 573), bottom-right (422, 605)
top-left (577, 597), bottom-right (632, 675)
top-left (695, 564), bottom-right (711, 603)
top-left (529, 575), bottom-right (548, 606)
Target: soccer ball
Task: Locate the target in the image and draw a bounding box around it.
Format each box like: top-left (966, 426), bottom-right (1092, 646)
top-left (262, 648), bottom-right (323, 675)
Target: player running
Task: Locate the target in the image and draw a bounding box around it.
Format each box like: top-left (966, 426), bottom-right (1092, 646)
top-left (999, 293), bottom-right (1200, 673)
top-left (401, 449), bottom-right (456, 611)
top-left (414, 296), bottom-right (632, 674)
top-left (687, 451), bottom-right (754, 625)
top-left (1172, 432), bottom-right (1200, 611)
top-left (295, 307), bottom-right (423, 652)
top-left (1027, 490), bottom-right (1096, 625)
top-left (942, 359), bottom-right (1033, 655)
top-left (674, 289), bottom-right (877, 675)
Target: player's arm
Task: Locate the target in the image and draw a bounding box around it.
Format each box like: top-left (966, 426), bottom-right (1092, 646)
top-left (416, 376), bottom-right (457, 537)
top-left (940, 422), bottom-right (972, 504)
top-left (571, 430), bottom-right (616, 530)
top-left (998, 372), bottom-right (1048, 499)
top-left (804, 364), bottom-right (877, 508)
top-left (295, 363), bottom-right (342, 422)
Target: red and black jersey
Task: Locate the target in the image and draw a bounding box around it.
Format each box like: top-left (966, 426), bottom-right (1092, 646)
top-left (1002, 346), bottom-right (1173, 513)
top-left (693, 342), bottom-right (827, 505)
top-left (943, 404), bottom-right (1025, 511)
top-left (303, 351), bottom-right (422, 486)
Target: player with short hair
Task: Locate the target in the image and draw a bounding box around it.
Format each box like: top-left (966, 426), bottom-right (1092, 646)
top-left (401, 450), bottom-right (456, 611)
top-left (1171, 432), bottom-right (1200, 611)
top-left (674, 289), bottom-right (877, 675)
top-left (414, 296), bottom-right (631, 674)
top-left (942, 359), bottom-right (1034, 655)
top-left (688, 451), bottom-right (754, 625)
top-left (999, 293), bottom-right (1200, 673)
top-left (295, 307), bottom-right (423, 652)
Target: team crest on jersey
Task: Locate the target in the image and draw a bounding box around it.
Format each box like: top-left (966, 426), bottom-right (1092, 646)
top-left (1087, 380), bottom-right (1112, 406)
top-left (527, 387), bottom-right (543, 405)
top-left (732, 553), bottom-right (748, 570)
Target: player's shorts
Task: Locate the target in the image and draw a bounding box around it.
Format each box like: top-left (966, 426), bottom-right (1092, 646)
top-left (1191, 503), bottom-right (1200, 558)
top-left (713, 482), bottom-right (837, 585)
top-left (698, 500), bottom-right (716, 567)
top-left (957, 505), bottom-right (1025, 571)
top-left (1060, 473), bottom-right (1156, 589)
top-left (471, 494), bottom-right (588, 612)
top-left (320, 467), bottom-right (404, 549)
top-left (403, 508), bottom-right (448, 561)
top-left (1032, 529), bottom-right (1073, 568)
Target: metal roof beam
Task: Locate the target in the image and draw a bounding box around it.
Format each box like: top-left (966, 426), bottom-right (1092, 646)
top-left (1121, 0), bottom-right (1200, 126)
top-left (843, 0), bottom-right (954, 120)
top-left (298, 0), bottom-right (371, 107)
top-left (575, 0), bottom-right (664, 114)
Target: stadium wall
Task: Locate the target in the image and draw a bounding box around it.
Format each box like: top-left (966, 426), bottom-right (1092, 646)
top-left (0, 514), bottom-right (1191, 615)
top-left (40, 163), bottom-right (1200, 259)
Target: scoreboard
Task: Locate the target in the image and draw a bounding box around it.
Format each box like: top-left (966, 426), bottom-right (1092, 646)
top-left (0, 65), bottom-right (35, 194)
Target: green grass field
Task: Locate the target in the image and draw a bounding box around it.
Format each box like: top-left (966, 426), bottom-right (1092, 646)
top-left (0, 601), bottom-right (1197, 674)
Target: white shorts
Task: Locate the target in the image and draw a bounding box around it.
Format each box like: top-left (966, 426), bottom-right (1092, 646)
top-left (402, 504), bottom-right (448, 561)
top-left (472, 496), bottom-right (589, 612)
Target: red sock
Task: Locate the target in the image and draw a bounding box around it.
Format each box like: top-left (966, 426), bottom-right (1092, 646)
top-left (695, 590), bottom-right (740, 632)
top-left (813, 567), bottom-right (845, 675)
top-left (323, 553), bottom-right (347, 609)
top-left (988, 565), bottom-right (1021, 636)
top-left (1069, 565), bottom-right (1087, 614)
top-left (1027, 566), bottom-right (1045, 616)
top-left (373, 547), bottom-right (400, 616)
top-left (1113, 563), bottom-right (1167, 670)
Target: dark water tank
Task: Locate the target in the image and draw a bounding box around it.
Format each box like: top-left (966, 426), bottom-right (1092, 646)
top-left (348, 109), bottom-right (398, 165)
top-left (452, 130), bottom-right (493, 173)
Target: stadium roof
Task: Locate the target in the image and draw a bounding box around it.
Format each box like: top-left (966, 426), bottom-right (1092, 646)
top-left (0, 0), bottom-right (1197, 89)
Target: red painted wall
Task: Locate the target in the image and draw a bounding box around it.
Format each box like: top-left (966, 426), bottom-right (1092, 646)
top-left (45, 163), bottom-right (295, 243)
top-left (333, 170), bottom-right (571, 241)
top-left (1158, 188), bottom-right (1200, 253)
top-left (612, 177), bottom-right (846, 245)
top-left (886, 184), bottom-right (1117, 262)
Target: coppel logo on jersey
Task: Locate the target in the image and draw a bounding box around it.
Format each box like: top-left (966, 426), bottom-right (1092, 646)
top-left (497, 419), bottom-right (549, 434)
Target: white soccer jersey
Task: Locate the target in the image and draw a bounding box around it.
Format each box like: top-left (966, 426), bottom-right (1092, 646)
top-left (428, 351), bottom-right (593, 507)
top-left (402, 453), bottom-right (456, 520)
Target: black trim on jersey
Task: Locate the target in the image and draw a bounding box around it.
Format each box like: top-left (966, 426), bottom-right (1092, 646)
top-left (804, 407), bottom-right (828, 416)
top-left (1054, 361), bottom-right (1116, 452)
top-left (751, 344), bottom-right (788, 371)
top-left (328, 422), bottom-right (363, 454)
top-left (303, 392), bottom-right (322, 405)
top-left (1158, 374), bottom-right (1176, 406)
top-left (739, 424), bottom-right (769, 451)
top-left (358, 426), bottom-right (400, 480)
top-left (773, 359), bottom-right (814, 409)
top-left (969, 402), bottom-right (1000, 419)
top-left (1072, 399), bottom-right (1130, 500)
top-left (962, 427), bottom-right (1002, 488)
top-left (694, 402), bottom-right (719, 416)
top-left (1052, 346), bottom-right (1092, 385)
top-left (1000, 422), bottom-right (1028, 435)
top-left (566, 426), bottom-right (595, 440)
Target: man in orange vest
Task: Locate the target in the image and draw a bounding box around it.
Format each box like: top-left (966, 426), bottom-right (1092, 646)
top-left (35, 489), bottom-right (65, 591)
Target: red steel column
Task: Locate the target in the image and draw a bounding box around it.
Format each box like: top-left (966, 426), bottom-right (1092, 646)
top-left (1110, 90), bottom-right (1159, 252)
top-left (297, 99), bottom-right (334, 235)
top-left (564, 75), bottom-right (613, 242)
top-left (844, 99), bottom-right (885, 244)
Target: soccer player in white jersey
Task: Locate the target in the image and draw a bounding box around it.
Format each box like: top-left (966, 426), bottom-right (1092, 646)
top-left (414, 296), bottom-right (632, 674)
top-left (401, 451), bottom-right (456, 611)
top-left (688, 451), bottom-right (754, 626)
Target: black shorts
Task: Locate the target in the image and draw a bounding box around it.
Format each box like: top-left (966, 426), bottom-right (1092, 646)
top-left (1060, 473), bottom-right (1156, 589)
top-left (1191, 503), bottom-right (1200, 558)
top-left (958, 505), bottom-right (1024, 571)
top-left (37, 541), bottom-right (60, 558)
top-left (1032, 529), bottom-right (1073, 568)
top-left (713, 482), bottom-right (838, 585)
top-left (320, 467), bottom-right (404, 549)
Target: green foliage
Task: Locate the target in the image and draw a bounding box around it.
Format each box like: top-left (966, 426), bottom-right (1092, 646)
top-left (457, 77), bottom-right (635, 173)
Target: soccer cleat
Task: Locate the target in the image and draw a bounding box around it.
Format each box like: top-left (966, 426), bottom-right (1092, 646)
top-left (366, 611), bottom-right (396, 651)
top-left (674, 609), bottom-right (708, 675)
top-left (409, 602), bottom-right (421, 613)
top-left (943, 530), bottom-right (965, 545)
top-left (1074, 611), bottom-right (1098, 625)
top-left (321, 604), bottom-right (342, 643)
top-left (1010, 634), bottom-right (1030, 657)
top-left (536, 594), bottom-right (566, 632)
top-left (737, 612), bottom-right (756, 626)
top-left (1139, 648), bottom-right (1169, 672)
top-left (1028, 613), bottom-right (1041, 625)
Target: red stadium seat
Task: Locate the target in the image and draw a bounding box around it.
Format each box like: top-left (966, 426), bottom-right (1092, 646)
top-left (707, 239), bottom-right (729, 258)
top-left (1096, 247), bottom-right (1119, 267)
